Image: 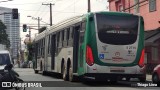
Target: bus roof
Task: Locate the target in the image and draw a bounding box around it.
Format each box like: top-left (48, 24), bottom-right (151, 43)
top-left (34, 11), bottom-right (141, 42)
top-left (34, 15), bottom-right (84, 41)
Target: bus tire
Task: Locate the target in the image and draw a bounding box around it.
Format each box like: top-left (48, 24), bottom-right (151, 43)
top-left (62, 65), bottom-right (69, 81)
top-left (152, 73), bottom-right (159, 84)
top-left (69, 64), bottom-right (77, 82)
top-left (34, 70), bottom-right (38, 74)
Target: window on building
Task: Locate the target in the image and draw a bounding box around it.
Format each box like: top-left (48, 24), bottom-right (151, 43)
top-left (134, 0), bottom-right (139, 14)
top-left (119, 5), bottom-right (123, 12)
top-left (149, 0), bottom-right (156, 12)
top-left (152, 47), bottom-right (158, 61)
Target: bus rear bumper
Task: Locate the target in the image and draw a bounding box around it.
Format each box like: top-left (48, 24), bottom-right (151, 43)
top-left (82, 73), bottom-right (146, 81)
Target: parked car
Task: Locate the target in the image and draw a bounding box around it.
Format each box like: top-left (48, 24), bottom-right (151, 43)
top-left (0, 50), bottom-right (12, 66)
top-left (152, 64), bottom-right (160, 85)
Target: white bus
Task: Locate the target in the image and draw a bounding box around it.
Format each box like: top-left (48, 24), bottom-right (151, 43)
top-left (33, 11), bottom-right (146, 82)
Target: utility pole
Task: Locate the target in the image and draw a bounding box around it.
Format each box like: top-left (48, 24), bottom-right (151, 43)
top-left (38, 17), bottom-right (40, 32)
top-left (27, 16), bottom-right (42, 33)
top-left (88, 0), bottom-right (91, 13)
top-left (42, 3), bottom-right (55, 26)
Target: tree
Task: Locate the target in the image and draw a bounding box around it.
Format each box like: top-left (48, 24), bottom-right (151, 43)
top-left (0, 20), bottom-right (10, 48)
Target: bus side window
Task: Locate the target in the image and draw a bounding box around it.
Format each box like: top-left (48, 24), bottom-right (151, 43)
top-left (71, 27), bottom-right (74, 39)
top-left (63, 29), bottom-right (67, 47)
top-left (57, 32), bottom-right (60, 48)
top-left (37, 41), bottom-right (39, 56)
top-left (80, 22), bottom-right (86, 44)
top-left (48, 35), bottom-right (51, 55)
top-left (61, 30), bottom-right (64, 47)
top-left (40, 40), bottom-right (42, 56)
top-left (59, 31), bottom-right (62, 48)
top-left (41, 39), bottom-right (43, 56)
top-left (68, 27), bottom-right (73, 47)
top-left (56, 32), bottom-right (60, 53)
top-left (38, 41), bottom-right (40, 57)
top-left (66, 28), bottom-right (70, 46)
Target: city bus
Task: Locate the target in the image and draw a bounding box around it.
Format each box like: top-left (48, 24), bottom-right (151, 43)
top-left (33, 11), bottom-right (146, 82)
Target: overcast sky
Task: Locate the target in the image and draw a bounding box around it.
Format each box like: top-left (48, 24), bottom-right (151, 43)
top-left (0, 0), bottom-right (108, 41)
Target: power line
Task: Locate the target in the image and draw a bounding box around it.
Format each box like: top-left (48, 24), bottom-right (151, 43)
top-left (19, 9), bottom-right (83, 13)
top-left (28, 0), bottom-right (49, 24)
top-left (0, 2), bottom-right (43, 5)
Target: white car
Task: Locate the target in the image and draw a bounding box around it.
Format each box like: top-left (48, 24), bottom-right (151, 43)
top-left (0, 50), bottom-right (12, 70)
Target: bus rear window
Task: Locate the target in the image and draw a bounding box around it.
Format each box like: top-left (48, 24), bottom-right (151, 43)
top-left (96, 13), bottom-right (139, 45)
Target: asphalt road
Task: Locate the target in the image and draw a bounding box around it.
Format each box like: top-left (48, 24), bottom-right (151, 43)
top-left (1, 67), bottom-right (159, 90)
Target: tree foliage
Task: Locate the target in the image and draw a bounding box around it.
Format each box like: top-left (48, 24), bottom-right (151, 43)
top-left (0, 20), bottom-right (10, 48)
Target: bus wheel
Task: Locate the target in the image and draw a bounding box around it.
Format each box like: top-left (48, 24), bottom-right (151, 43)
top-left (62, 65), bottom-right (68, 81)
top-left (69, 65), bottom-right (76, 82)
top-left (34, 70), bottom-right (38, 74)
top-left (152, 73), bottom-right (159, 83)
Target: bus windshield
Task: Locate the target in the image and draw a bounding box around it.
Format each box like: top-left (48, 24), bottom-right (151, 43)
top-left (96, 13), bottom-right (139, 45)
top-left (0, 54), bottom-right (11, 65)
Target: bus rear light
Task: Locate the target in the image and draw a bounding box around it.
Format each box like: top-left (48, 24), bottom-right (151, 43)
top-left (138, 49), bottom-right (145, 68)
top-left (86, 45), bottom-right (94, 66)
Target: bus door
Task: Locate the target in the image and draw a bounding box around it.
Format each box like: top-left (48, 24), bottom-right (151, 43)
top-left (77, 21), bottom-right (86, 74)
top-left (51, 34), bottom-right (56, 70)
top-left (73, 24), bottom-right (80, 73)
top-left (35, 43), bottom-right (38, 69)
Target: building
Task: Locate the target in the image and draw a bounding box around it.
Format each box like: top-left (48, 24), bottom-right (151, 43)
top-left (108, 0), bottom-right (160, 73)
top-left (0, 7), bottom-right (20, 59)
top-left (108, 0), bottom-right (160, 31)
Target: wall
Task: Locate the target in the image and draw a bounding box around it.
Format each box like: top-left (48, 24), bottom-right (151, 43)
top-left (108, 0), bottom-right (160, 31)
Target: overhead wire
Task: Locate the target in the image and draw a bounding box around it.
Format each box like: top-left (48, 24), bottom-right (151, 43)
top-left (28, 0), bottom-right (50, 25)
top-left (50, 0), bottom-right (81, 21)
top-left (39, 0), bottom-right (79, 25)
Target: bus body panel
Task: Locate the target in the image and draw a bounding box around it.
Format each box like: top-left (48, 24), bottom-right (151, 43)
top-left (33, 11), bottom-right (145, 81)
top-left (79, 12), bottom-right (145, 77)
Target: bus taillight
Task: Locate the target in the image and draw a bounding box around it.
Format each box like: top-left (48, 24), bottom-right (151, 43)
top-left (138, 49), bottom-right (145, 67)
top-left (86, 45), bottom-right (94, 66)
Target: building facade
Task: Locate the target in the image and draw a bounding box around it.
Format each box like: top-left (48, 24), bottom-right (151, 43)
top-left (0, 7), bottom-right (20, 59)
top-left (108, 0), bottom-right (160, 31)
top-left (108, 0), bottom-right (160, 73)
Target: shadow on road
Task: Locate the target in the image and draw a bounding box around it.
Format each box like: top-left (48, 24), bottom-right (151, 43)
top-left (39, 72), bottom-right (157, 87)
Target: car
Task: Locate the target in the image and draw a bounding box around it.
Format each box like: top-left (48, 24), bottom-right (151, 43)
top-left (0, 50), bottom-right (12, 67)
top-left (152, 64), bottom-right (160, 85)
top-left (0, 50), bottom-right (13, 80)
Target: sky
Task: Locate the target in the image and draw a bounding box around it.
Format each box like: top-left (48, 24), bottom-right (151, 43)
top-left (0, 0), bottom-right (108, 43)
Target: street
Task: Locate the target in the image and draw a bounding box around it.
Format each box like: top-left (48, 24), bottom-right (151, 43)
top-left (3, 67), bottom-right (158, 90)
